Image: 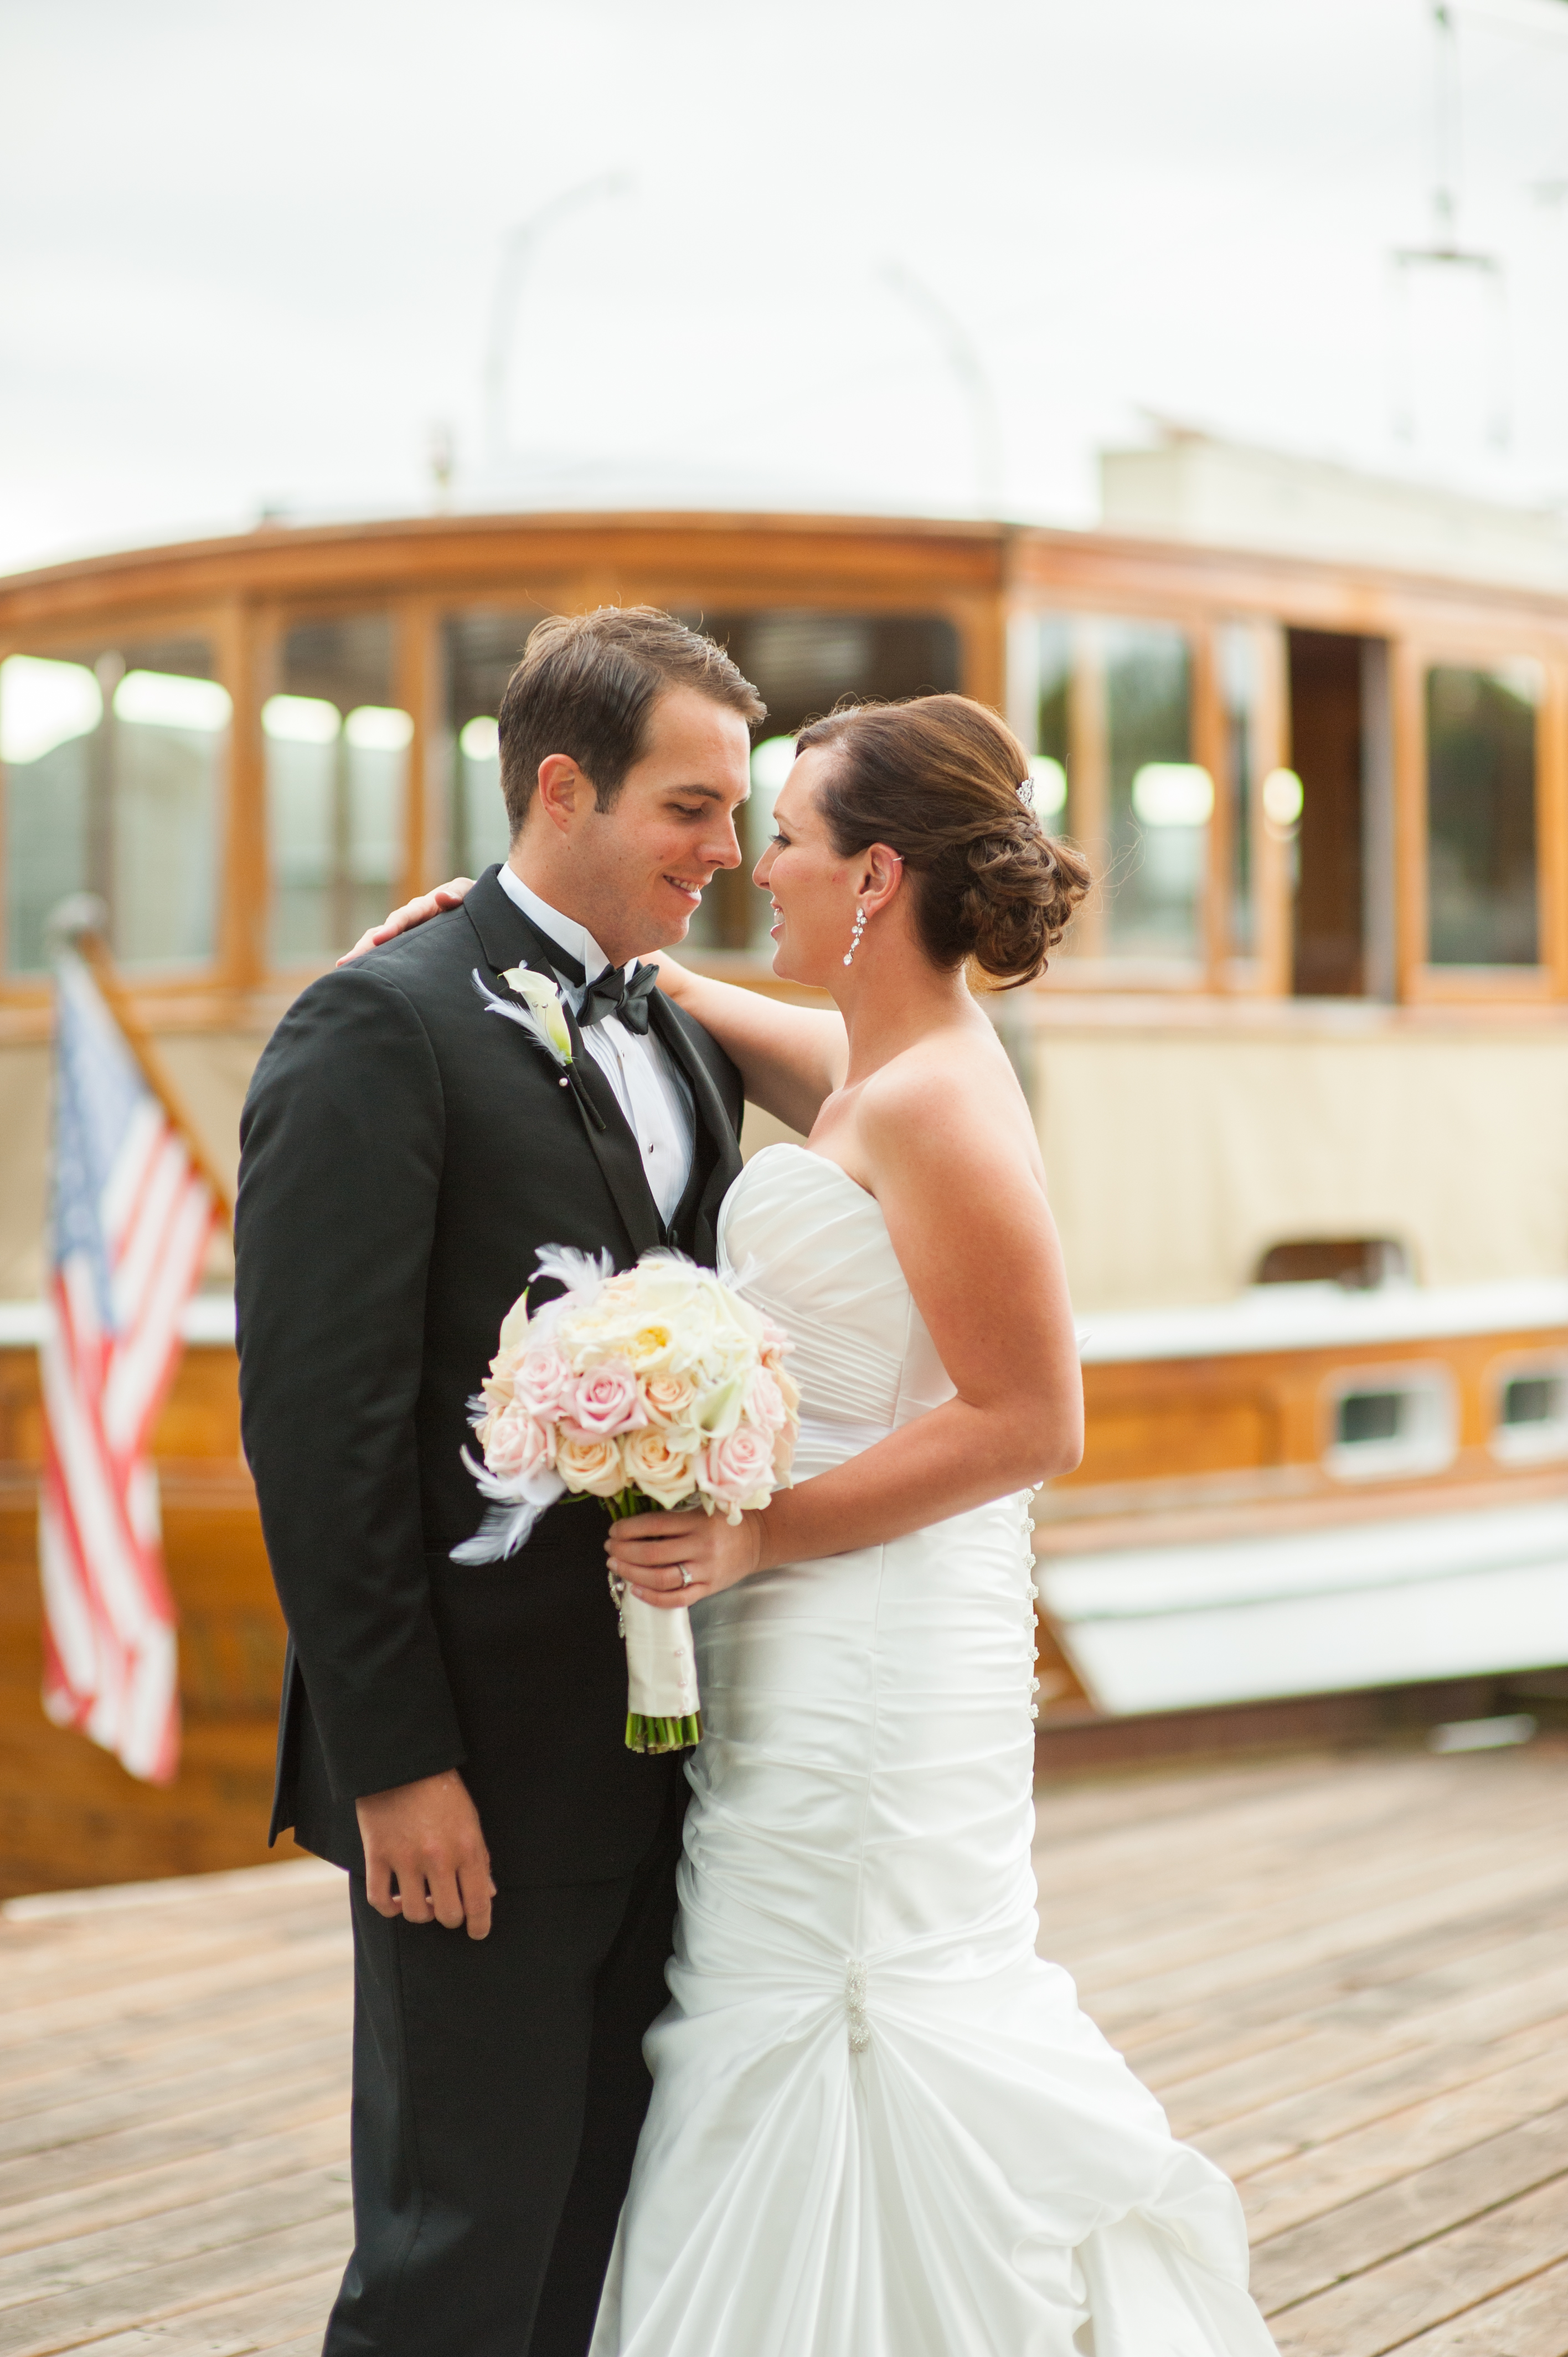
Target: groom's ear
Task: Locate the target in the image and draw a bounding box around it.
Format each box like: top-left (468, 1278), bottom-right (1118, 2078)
top-left (535, 754), bottom-right (593, 837)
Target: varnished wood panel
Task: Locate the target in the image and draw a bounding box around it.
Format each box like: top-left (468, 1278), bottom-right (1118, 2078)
top-left (1055, 1324), bottom-right (1568, 1507)
top-left (0, 1346), bottom-right (291, 1902)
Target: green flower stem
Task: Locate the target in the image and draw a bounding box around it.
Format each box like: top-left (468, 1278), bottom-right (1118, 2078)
top-left (626, 1711), bottom-right (704, 1754)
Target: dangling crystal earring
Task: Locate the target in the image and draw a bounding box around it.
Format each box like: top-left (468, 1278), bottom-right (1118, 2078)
top-left (843, 907), bottom-right (866, 967)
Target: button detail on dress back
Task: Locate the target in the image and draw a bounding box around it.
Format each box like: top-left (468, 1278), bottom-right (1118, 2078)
top-left (845, 1960), bottom-right (870, 2052)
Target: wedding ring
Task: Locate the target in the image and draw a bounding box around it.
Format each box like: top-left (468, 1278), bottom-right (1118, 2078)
top-left (678, 1563), bottom-right (693, 1588)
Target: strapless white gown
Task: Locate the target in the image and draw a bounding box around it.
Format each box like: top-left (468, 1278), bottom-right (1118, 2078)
top-left (590, 1145), bottom-right (1278, 2356)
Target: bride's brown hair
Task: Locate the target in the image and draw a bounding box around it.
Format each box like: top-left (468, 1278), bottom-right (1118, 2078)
top-left (794, 694), bottom-right (1091, 989)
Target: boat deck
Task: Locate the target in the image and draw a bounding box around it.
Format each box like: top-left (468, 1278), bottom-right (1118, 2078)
top-left (0, 1742), bottom-right (1563, 2356)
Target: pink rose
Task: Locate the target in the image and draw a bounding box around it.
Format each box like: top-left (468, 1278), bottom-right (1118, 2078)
top-left (760, 1317), bottom-right (791, 1369)
top-left (699, 1421), bottom-right (776, 1509)
top-left (771, 1421), bottom-right (796, 1479)
top-left (515, 1346), bottom-right (576, 1420)
top-left (484, 1404), bottom-right (552, 1481)
top-left (744, 1366), bottom-right (787, 1433)
top-left (572, 1360), bottom-right (647, 1437)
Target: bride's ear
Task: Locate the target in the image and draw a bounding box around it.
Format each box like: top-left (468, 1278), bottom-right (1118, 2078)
top-left (857, 843), bottom-right (904, 916)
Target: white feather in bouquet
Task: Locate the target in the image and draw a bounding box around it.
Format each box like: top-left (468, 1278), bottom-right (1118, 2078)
top-left (452, 1249), bottom-right (799, 1752)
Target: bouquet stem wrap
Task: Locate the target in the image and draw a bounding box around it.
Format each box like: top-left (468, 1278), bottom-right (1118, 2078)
top-left (606, 1492), bottom-right (702, 1753)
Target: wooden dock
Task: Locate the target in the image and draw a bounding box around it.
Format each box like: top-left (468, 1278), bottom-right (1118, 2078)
top-left (0, 1742), bottom-right (1563, 2355)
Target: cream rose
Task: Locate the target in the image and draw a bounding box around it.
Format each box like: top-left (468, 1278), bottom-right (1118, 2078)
top-left (641, 1370), bottom-right (699, 1428)
top-left (555, 1428), bottom-right (627, 1497)
top-left (621, 1426), bottom-right (699, 1510)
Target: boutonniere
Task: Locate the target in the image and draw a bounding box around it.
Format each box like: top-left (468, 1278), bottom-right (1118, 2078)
top-left (470, 965), bottom-right (606, 1126)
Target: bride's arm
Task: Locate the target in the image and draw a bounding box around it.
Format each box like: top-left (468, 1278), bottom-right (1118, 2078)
top-left (607, 1046), bottom-right (1084, 1599)
top-left (648, 954), bottom-right (844, 1135)
top-left (341, 882), bottom-right (847, 1135)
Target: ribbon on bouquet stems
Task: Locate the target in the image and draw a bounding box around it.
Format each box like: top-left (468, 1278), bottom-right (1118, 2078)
top-left (604, 1494), bottom-right (702, 1753)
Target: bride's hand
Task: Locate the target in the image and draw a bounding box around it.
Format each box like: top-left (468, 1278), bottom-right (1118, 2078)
top-left (606, 1504), bottom-right (765, 1607)
top-left (338, 877), bottom-right (475, 966)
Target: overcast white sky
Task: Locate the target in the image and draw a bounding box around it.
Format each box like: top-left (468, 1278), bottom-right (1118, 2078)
top-left (3, 0), bottom-right (1568, 577)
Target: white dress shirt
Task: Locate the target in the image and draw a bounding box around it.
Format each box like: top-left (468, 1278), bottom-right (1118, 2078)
top-left (496, 866), bottom-right (696, 1226)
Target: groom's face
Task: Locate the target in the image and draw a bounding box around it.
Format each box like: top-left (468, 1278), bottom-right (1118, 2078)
top-left (524, 686), bottom-right (752, 964)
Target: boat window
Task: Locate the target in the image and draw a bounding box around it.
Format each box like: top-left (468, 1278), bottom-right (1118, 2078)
top-left (1219, 625), bottom-right (1256, 959)
top-left (443, 609), bottom-right (546, 881)
top-left (1489, 1357), bottom-right (1568, 1464)
top-left (1425, 661), bottom-right (1540, 966)
top-left (1, 640), bottom-right (226, 975)
top-left (266, 616), bottom-right (408, 965)
top-left (1023, 614), bottom-right (1205, 964)
top-left (1323, 1366), bottom-right (1456, 1481)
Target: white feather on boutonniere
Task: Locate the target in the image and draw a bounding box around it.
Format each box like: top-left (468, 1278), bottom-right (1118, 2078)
top-left (471, 964), bottom-right (606, 1124)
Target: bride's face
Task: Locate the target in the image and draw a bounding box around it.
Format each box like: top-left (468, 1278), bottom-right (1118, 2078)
top-left (752, 750), bottom-right (862, 986)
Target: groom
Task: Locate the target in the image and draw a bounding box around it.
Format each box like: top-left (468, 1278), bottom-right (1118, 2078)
top-left (235, 608), bottom-right (762, 2355)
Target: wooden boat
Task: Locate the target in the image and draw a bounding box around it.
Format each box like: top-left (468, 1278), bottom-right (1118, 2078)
top-left (1, 505), bottom-right (1565, 1891)
top-left (1035, 1278), bottom-right (1568, 1744)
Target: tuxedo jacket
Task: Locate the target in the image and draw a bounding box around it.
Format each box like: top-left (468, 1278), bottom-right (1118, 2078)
top-left (235, 867), bottom-right (745, 1885)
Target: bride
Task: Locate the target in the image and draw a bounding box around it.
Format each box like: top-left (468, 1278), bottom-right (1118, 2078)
top-left (365, 693), bottom-right (1278, 2355)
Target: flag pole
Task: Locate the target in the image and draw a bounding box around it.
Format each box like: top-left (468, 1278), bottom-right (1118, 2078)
top-left (48, 900), bottom-right (234, 1226)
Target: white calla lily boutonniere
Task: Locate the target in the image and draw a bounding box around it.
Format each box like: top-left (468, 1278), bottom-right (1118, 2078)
top-left (471, 963), bottom-right (605, 1124)
top-left (501, 964), bottom-right (573, 1063)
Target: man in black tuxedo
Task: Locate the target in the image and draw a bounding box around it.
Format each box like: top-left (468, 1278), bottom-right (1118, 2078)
top-left (235, 609), bottom-right (763, 2355)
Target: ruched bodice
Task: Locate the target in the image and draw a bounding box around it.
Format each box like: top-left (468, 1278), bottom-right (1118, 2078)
top-left (716, 1144), bottom-right (954, 1454)
top-left (590, 1146), bottom-right (1278, 2357)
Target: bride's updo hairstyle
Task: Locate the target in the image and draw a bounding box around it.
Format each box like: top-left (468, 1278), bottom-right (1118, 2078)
top-left (794, 694), bottom-right (1091, 988)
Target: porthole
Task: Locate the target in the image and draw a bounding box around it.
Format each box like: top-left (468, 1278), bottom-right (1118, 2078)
top-left (1323, 1366), bottom-right (1457, 1483)
top-left (1489, 1355), bottom-right (1568, 1465)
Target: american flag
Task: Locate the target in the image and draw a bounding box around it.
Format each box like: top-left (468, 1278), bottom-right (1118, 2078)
top-left (38, 947), bottom-right (218, 1784)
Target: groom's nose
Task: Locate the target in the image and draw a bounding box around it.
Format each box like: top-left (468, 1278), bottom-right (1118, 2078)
top-left (704, 811), bottom-right (744, 871)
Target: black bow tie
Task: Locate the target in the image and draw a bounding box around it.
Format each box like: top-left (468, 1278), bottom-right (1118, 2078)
top-left (578, 962), bottom-right (659, 1036)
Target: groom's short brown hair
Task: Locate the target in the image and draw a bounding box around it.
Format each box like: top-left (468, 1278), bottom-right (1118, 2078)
top-left (497, 607), bottom-right (765, 833)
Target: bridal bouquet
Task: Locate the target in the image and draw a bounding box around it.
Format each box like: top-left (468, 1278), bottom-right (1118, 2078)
top-left (453, 1247), bottom-right (798, 1753)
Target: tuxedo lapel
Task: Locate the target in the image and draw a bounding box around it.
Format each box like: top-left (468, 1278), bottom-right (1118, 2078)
top-left (460, 868), bottom-right (664, 1261)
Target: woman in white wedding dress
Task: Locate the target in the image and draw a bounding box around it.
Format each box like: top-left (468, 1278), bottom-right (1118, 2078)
top-left (370, 693), bottom-right (1278, 2356)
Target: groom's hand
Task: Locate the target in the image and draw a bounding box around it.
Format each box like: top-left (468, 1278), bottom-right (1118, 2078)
top-left (357, 1768), bottom-right (496, 1939)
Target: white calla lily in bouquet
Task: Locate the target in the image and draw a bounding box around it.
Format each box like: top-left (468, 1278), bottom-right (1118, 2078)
top-left (452, 1247), bottom-right (799, 1753)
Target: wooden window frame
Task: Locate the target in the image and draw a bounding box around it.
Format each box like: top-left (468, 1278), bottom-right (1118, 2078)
top-left (1394, 636), bottom-right (1568, 1007)
top-left (1006, 599), bottom-right (1296, 995)
top-left (0, 602), bottom-right (240, 1002)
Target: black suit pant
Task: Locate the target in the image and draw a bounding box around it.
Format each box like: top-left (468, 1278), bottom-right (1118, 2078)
top-left (323, 1791), bottom-right (682, 2357)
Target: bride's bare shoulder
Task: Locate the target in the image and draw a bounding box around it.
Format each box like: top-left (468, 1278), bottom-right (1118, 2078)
top-left (857, 1021), bottom-right (1041, 1180)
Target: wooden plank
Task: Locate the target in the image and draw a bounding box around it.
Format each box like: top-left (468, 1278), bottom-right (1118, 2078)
top-left (1237, 2021), bottom-right (1568, 2242)
top-left (1391, 2257), bottom-right (1568, 2356)
top-left (0, 2164), bottom-right (350, 2310)
top-left (1250, 2107), bottom-right (1568, 2311)
top-left (1267, 2176), bottom-right (1568, 2356)
top-left (19, 2263), bottom-right (344, 2356)
top-left (0, 2120), bottom-right (349, 2262)
top-left (0, 2073), bottom-right (349, 2213)
top-left (1, 2211), bottom-right (351, 2357)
